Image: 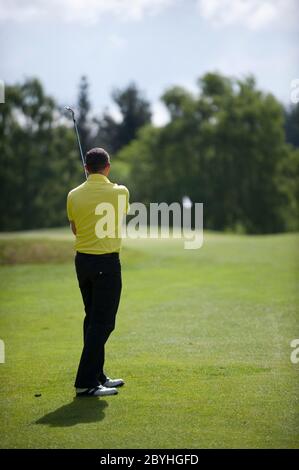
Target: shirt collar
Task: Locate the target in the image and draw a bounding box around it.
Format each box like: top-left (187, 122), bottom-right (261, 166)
top-left (87, 174), bottom-right (110, 183)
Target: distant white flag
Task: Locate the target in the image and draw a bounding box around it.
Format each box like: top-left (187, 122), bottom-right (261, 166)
top-left (182, 196), bottom-right (192, 209)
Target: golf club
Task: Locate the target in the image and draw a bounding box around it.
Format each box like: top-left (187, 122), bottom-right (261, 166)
top-left (65, 106), bottom-right (88, 179)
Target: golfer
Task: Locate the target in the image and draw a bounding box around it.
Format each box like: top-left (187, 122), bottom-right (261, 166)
top-left (67, 148), bottom-right (129, 397)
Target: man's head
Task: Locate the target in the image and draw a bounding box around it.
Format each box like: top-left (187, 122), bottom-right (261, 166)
top-left (85, 148), bottom-right (110, 175)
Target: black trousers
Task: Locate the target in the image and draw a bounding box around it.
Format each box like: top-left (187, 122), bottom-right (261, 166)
top-left (74, 251), bottom-right (122, 389)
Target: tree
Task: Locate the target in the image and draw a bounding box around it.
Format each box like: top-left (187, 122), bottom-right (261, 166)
top-left (1, 73), bottom-right (297, 234)
top-left (77, 75), bottom-right (92, 154)
top-left (0, 78), bottom-right (83, 231)
top-left (198, 74), bottom-right (289, 233)
top-left (94, 83), bottom-right (151, 154)
top-left (284, 104), bottom-right (299, 148)
top-left (117, 73), bottom-right (297, 233)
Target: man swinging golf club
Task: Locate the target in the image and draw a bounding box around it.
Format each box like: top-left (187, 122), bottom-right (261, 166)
top-left (67, 147), bottom-right (129, 397)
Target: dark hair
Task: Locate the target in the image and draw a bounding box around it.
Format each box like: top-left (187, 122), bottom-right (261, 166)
top-left (85, 148), bottom-right (110, 173)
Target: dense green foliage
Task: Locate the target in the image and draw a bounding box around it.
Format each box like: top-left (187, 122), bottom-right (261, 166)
top-left (0, 79), bottom-right (83, 230)
top-left (117, 74), bottom-right (299, 233)
top-left (93, 82), bottom-right (152, 154)
top-left (0, 74), bottom-right (298, 233)
top-left (76, 76), bottom-right (93, 154)
top-left (285, 104), bottom-right (299, 149)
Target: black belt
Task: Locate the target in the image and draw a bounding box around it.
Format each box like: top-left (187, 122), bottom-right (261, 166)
top-left (76, 251), bottom-right (119, 259)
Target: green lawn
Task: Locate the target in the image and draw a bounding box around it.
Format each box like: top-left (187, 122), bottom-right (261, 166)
top-left (0, 229), bottom-right (298, 448)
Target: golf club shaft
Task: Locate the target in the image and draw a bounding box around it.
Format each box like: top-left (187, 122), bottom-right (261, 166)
top-left (72, 116), bottom-right (88, 179)
top-left (65, 107), bottom-right (88, 179)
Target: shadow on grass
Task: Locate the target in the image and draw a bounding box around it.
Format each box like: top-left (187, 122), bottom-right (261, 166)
top-left (35, 398), bottom-right (108, 427)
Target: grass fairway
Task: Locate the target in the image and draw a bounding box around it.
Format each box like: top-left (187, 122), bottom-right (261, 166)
top-left (0, 229), bottom-right (298, 448)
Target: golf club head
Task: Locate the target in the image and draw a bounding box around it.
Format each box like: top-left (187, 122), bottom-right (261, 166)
top-left (64, 106), bottom-right (75, 119)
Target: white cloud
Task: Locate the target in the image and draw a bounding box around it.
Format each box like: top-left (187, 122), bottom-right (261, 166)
top-left (1, 0), bottom-right (297, 29)
top-left (197, 0), bottom-right (298, 30)
top-left (0, 0), bottom-right (174, 24)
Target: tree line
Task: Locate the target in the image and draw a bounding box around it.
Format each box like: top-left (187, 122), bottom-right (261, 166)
top-left (0, 73), bottom-right (298, 233)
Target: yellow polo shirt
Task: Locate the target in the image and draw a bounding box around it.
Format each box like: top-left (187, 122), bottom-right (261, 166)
top-left (67, 174), bottom-right (129, 254)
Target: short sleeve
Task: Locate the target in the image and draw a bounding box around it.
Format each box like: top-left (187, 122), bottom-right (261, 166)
top-left (118, 185), bottom-right (130, 215)
top-left (67, 193), bottom-right (74, 221)
top-left (125, 188), bottom-right (130, 214)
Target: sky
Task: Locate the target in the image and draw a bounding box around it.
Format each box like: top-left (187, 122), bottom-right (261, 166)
top-left (0, 0), bottom-right (298, 125)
